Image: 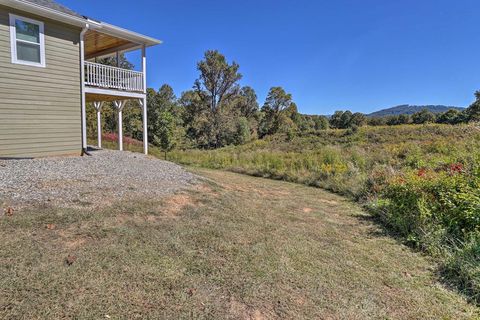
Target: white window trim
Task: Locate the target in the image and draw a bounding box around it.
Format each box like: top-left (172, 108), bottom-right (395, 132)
top-left (9, 14), bottom-right (46, 68)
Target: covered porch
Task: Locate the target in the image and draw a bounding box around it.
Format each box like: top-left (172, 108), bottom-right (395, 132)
top-left (80, 23), bottom-right (161, 155)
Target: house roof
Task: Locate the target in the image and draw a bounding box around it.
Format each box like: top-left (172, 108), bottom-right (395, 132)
top-left (21, 0), bottom-right (83, 18)
top-left (0, 0), bottom-right (161, 46)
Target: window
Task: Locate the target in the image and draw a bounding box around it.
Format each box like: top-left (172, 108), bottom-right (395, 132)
top-left (9, 14), bottom-right (45, 67)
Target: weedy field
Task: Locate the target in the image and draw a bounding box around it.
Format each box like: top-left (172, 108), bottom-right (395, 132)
top-left (1, 169), bottom-right (477, 319)
top-left (169, 123), bottom-right (480, 303)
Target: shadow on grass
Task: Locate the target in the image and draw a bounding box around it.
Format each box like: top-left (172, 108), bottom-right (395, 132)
top-left (356, 206), bottom-right (479, 306)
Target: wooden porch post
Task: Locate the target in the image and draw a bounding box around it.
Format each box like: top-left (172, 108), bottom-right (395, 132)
top-left (141, 45), bottom-right (148, 155)
top-left (114, 101), bottom-right (126, 151)
top-left (93, 102), bottom-right (104, 148)
top-left (139, 99), bottom-right (148, 155)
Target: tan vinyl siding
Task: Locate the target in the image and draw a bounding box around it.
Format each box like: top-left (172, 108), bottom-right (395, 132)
top-left (0, 5), bottom-right (81, 158)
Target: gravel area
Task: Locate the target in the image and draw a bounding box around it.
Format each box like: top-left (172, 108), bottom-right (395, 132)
top-left (0, 150), bottom-right (197, 208)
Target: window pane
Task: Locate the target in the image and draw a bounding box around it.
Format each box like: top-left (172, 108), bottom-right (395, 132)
top-left (16, 41), bottom-right (41, 63)
top-left (15, 19), bottom-right (40, 43)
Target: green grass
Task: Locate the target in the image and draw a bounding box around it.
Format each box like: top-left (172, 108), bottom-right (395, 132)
top-left (1, 169), bottom-right (477, 319)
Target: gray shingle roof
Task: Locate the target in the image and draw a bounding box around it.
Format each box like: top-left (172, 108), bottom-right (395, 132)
top-left (21, 0), bottom-right (84, 18)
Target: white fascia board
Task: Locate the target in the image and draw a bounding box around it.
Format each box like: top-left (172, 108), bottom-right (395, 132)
top-left (0, 0), bottom-right (94, 28)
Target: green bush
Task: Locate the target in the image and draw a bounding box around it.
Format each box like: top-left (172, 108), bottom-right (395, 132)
top-left (377, 163), bottom-right (480, 301)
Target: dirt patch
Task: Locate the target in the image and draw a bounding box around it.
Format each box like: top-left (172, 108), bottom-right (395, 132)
top-left (193, 183), bottom-right (219, 195)
top-left (229, 298), bottom-right (268, 320)
top-left (65, 238), bottom-right (89, 250)
top-left (251, 309), bottom-right (266, 320)
top-left (216, 183), bottom-right (289, 199)
top-left (102, 212), bottom-right (158, 226)
top-left (162, 193), bottom-right (198, 217)
top-left (55, 229), bottom-right (92, 250)
top-left (318, 199), bottom-right (339, 205)
top-left (229, 298), bottom-right (249, 318)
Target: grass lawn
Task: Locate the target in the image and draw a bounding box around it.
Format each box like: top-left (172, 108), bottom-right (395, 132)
top-left (0, 168), bottom-right (477, 319)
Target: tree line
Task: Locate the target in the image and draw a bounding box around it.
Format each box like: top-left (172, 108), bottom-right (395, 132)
top-left (87, 50), bottom-right (480, 154)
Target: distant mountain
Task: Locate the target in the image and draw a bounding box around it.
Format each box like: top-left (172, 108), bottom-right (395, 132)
top-left (368, 105), bottom-right (465, 117)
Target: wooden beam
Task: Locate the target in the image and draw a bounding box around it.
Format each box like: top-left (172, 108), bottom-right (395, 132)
top-left (85, 87), bottom-right (146, 100)
top-left (139, 99), bottom-right (148, 155)
top-left (93, 102), bottom-right (104, 149)
top-left (113, 101), bottom-right (126, 151)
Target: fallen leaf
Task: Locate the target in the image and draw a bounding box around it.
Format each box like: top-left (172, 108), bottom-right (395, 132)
top-left (65, 255), bottom-right (77, 266)
top-left (4, 207), bottom-right (14, 216)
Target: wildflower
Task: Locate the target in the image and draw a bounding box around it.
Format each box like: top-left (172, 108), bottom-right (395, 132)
top-left (448, 163), bottom-right (464, 175)
top-left (417, 168), bottom-right (427, 177)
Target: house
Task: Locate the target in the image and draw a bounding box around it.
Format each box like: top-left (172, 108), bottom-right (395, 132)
top-left (0, 0), bottom-right (161, 158)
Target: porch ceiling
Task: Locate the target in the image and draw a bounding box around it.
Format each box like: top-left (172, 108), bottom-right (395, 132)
top-left (85, 30), bottom-right (139, 59)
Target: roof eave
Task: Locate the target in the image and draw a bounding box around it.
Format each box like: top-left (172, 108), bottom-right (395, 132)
top-left (0, 0), bottom-right (162, 46)
top-left (0, 0), bottom-right (92, 27)
top-left (90, 21), bottom-right (162, 47)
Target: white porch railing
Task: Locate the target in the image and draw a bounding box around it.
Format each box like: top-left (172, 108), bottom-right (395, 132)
top-left (84, 61), bottom-right (144, 92)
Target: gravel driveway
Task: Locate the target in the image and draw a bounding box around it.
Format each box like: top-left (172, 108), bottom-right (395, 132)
top-left (0, 150), bottom-right (196, 208)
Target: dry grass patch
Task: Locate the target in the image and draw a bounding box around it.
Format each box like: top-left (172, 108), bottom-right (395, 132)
top-left (0, 168), bottom-right (478, 319)
top-left (162, 193), bottom-right (198, 217)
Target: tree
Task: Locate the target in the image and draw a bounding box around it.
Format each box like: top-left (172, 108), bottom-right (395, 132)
top-left (313, 116), bottom-right (329, 130)
top-left (367, 116), bottom-right (387, 126)
top-left (263, 87), bottom-right (293, 113)
top-left (466, 91), bottom-right (480, 122)
top-left (437, 109), bottom-right (461, 124)
top-left (330, 111), bottom-right (344, 129)
top-left (195, 50), bottom-right (242, 113)
top-left (180, 89), bottom-right (211, 147)
top-left (237, 86), bottom-right (259, 118)
top-left (386, 115), bottom-right (400, 126)
top-left (156, 111), bottom-right (176, 159)
top-left (259, 87), bottom-right (297, 137)
top-left (350, 112), bottom-right (367, 127)
top-left (189, 50), bottom-right (243, 147)
top-left (339, 111), bottom-right (353, 128)
top-left (412, 109), bottom-right (436, 124)
top-left (385, 114), bottom-right (410, 126)
top-left (398, 114), bottom-right (411, 124)
top-left (234, 117), bottom-right (251, 145)
top-left (156, 84), bottom-right (177, 112)
top-left (147, 85), bottom-right (179, 146)
top-left (329, 110), bottom-right (362, 129)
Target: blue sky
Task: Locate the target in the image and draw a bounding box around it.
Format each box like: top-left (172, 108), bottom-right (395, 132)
top-left (62, 0), bottom-right (478, 115)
